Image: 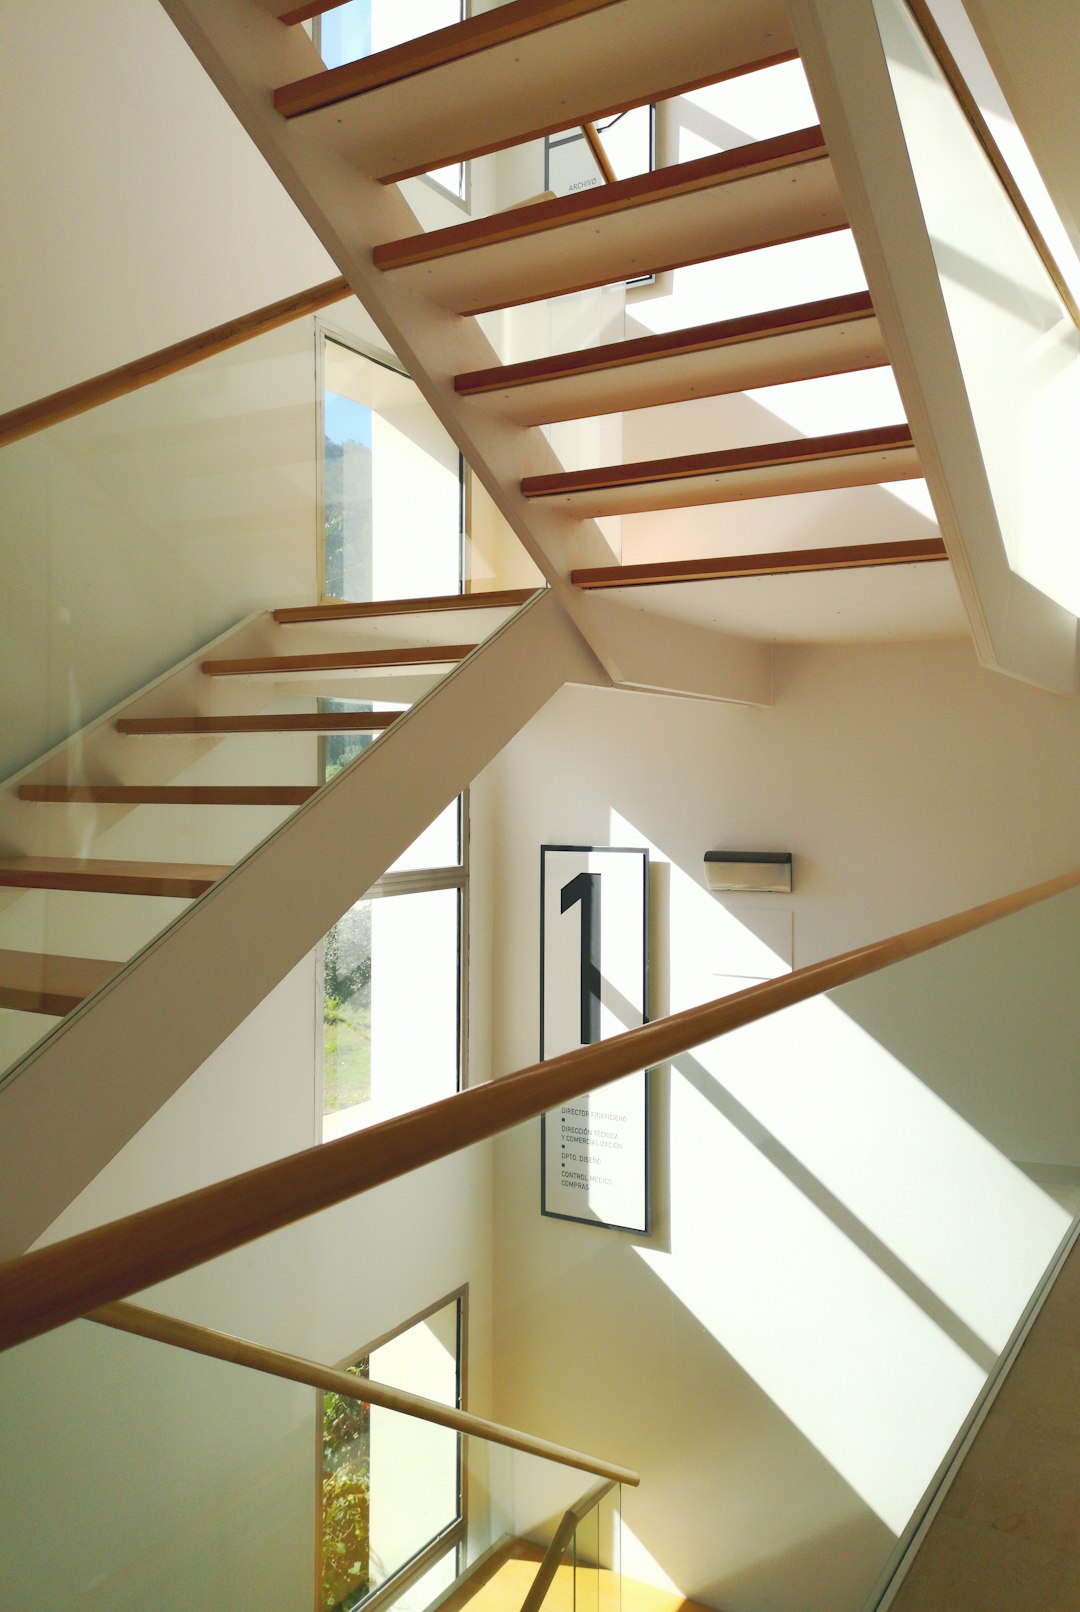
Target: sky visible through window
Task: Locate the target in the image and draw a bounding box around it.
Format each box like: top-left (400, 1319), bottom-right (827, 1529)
top-left (320, 1), bottom-right (371, 69)
top-left (325, 391), bottom-right (372, 449)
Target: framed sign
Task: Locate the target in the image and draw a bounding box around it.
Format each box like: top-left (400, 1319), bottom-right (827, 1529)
top-left (540, 845), bottom-right (650, 1233)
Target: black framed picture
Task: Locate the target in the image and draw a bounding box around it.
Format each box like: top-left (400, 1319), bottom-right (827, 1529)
top-left (540, 845), bottom-right (650, 1233)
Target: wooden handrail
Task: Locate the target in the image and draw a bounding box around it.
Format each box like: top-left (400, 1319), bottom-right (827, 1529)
top-left (1, 866), bottom-right (1077, 1351)
top-left (90, 1300), bottom-right (639, 1487)
top-left (581, 122), bottom-right (616, 185)
top-left (0, 277), bottom-right (351, 449)
top-left (519, 1479), bottom-right (618, 1612)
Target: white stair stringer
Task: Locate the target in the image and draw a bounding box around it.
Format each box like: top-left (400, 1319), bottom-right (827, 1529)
top-left (787, 0), bottom-right (1079, 693)
top-left (155, 0), bottom-right (773, 708)
top-left (0, 590), bottom-right (608, 1257)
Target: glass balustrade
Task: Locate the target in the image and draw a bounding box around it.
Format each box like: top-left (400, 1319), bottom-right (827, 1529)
top-left (0, 874), bottom-right (1077, 1612)
top-left (0, 1306), bottom-right (623, 1612)
top-left (0, 298), bottom-right (540, 1088)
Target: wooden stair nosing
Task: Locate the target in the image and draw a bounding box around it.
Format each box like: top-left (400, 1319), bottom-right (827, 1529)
top-left (0, 949), bottom-right (121, 1017)
top-left (273, 0), bottom-right (625, 118)
top-left (0, 858), bottom-right (229, 898)
top-left (116, 713), bottom-right (401, 735)
top-left (522, 424), bottom-right (915, 499)
top-left (272, 587), bottom-right (534, 623)
top-left (454, 291), bottom-right (877, 398)
top-left (374, 126), bottom-right (828, 273)
top-left (18, 785), bottom-right (317, 807)
top-left (275, 0), bottom-right (350, 26)
top-left (202, 645), bottom-right (475, 676)
top-left (571, 538), bottom-right (950, 589)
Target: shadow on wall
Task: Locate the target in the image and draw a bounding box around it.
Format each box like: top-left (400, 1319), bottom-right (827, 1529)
top-left (493, 823), bottom-right (1077, 1612)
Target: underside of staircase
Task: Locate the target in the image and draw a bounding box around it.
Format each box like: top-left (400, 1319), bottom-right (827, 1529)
top-left (4, 0), bottom-right (1074, 1267)
top-left (161, 0), bottom-right (992, 694)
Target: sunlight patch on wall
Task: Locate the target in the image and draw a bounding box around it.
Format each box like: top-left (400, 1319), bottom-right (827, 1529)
top-left (610, 810), bottom-right (1070, 1533)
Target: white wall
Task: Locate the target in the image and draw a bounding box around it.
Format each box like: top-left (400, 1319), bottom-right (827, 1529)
top-left (478, 639), bottom-right (1080, 1612)
top-left (0, 0), bottom-right (336, 414)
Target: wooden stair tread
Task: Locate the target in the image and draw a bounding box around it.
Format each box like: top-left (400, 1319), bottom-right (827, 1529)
top-left (203, 645), bottom-right (475, 676)
top-left (522, 425), bottom-right (918, 514)
top-left (455, 291), bottom-right (886, 424)
top-left (0, 949), bottom-right (121, 1017)
top-left (265, 1), bottom-right (348, 24)
top-left (274, 0), bottom-right (623, 116)
top-left (257, 0), bottom-right (347, 21)
top-left (0, 858), bottom-right (229, 897)
top-left (273, 0), bottom-right (795, 185)
top-left (19, 785), bottom-right (316, 806)
top-left (525, 423), bottom-right (915, 496)
top-left (273, 588), bottom-right (534, 623)
top-left (373, 128), bottom-right (844, 316)
top-left (572, 538), bottom-right (949, 588)
top-left (116, 713), bottom-right (400, 735)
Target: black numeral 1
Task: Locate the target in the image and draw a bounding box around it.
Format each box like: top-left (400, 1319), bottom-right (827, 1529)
top-left (560, 871), bottom-right (601, 1045)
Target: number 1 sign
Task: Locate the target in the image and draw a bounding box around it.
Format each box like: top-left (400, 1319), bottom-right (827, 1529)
top-left (540, 845), bottom-right (650, 1233)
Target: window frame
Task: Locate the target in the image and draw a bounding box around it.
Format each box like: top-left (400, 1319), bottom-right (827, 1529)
top-left (314, 790), bottom-right (469, 1142)
top-left (315, 324), bottom-right (465, 606)
top-left (316, 1287), bottom-right (469, 1612)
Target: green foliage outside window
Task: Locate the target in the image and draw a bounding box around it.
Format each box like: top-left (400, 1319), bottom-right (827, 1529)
top-left (322, 1376), bottom-right (371, 1611)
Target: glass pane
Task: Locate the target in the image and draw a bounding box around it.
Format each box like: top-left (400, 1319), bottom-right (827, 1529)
top-left (323, 339), bottom-right (461, 604)
top-left (544, 109), bottom-right (651, 201)
top-left (317, 3), bottom-right (466, 196)
top-left (573, 1501), bottom-right (600, 1612)
top-left (321, 1297), bottom-right (461, 1612)
top-left (0, 1320), bottom-right (318, 1611)
top-left (323, 887), bottom-right (460, 1138)
top-left (320, 704), bottom-right (460, 870)
top-left (319, 2), bottom-right (462, 70)
top-left (386, 799), bottom-right (460, 874)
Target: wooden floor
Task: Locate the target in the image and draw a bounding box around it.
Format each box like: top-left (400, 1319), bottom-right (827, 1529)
top-left (891, 1223), bottom-right (1080, 1610)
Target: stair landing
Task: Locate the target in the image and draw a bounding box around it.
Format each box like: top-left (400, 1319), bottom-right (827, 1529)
top-left (889, 1225), bottom-right (1080, 1610)
top-left (443, 1541), bottom-right (718, 1612)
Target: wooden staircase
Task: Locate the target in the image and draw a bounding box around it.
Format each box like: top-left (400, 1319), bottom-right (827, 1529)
top-left (161, 0), bottom-right (960, 693)
top-left (0, 592), bottom-right (528, 1044)
top-left (0, 0), bottom-right (971, 1246)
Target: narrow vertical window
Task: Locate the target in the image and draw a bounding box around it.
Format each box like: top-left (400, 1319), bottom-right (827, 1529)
top-left (321, 336), bottom-right (461, 605)
top-left (320, 1295), bottom-right (464, 1612)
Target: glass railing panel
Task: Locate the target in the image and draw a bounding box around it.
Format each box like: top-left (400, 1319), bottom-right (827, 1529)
top-left (0, 1304), bottom-right (620, 1612)
top-left (0, 1318), bottom-right (318, 1611)
top-left (0, 310), bottom-right (535, 1086)
top-left (4, 869), bottom-right (1075, 1612)
top-left (874, 0), bottom-right (1080, 616)
top-left (572, 1495), bottom-right (600, 1612)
